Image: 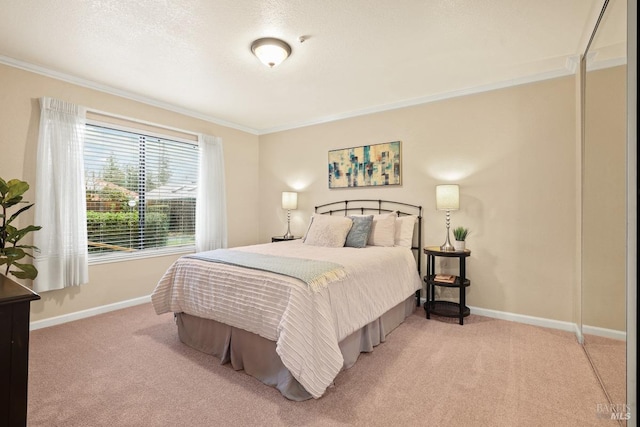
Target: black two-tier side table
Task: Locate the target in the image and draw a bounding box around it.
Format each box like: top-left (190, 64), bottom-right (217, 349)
top-left (423, 246), bottom-right (471, 325)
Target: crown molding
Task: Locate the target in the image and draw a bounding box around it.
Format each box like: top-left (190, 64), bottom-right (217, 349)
top-left (587, 56), bottom-right (627, 71)
top-left (2, 53), bottom-right (602, 137)
top-left (0, 55), bottom-right (260, 135)
top-left (258, 62), bottom-right (578, 135)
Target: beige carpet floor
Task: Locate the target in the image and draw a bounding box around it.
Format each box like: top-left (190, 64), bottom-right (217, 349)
top-left (27, 304), bottom-right (623, 426)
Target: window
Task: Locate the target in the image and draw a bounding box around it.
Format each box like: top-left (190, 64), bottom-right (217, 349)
top-left (84, 122), bottom-right (199, 261)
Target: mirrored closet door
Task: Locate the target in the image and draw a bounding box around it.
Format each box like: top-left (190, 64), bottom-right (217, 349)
top-left (581, 0), bottom-right (627, 410)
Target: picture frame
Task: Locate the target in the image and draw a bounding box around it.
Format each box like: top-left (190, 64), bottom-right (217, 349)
top-left (328, 141), bottom-right (401, 189)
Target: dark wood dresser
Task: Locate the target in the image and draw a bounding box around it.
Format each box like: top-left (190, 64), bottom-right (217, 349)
top-left (0, 275), bottom-right (40, 427)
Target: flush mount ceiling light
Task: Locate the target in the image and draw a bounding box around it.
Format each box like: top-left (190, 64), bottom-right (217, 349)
top-left (251, 37), bottom-right (291, 68)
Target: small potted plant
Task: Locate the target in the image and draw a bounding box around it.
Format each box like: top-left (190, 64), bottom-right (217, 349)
top-left (452, 226), bottom-right (469, 252)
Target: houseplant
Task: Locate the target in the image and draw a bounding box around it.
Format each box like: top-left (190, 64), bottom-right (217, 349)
top-left (0, 178), bottom-right (41, 280)
top-left (452, 226), bottom-right (469, 251)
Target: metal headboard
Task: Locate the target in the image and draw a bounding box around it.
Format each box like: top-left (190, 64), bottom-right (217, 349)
top-left (315, 199), bottom-right (423, 306)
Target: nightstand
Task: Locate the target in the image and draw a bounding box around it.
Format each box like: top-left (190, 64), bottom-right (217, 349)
top-left (423, 246), bottom-right (471, 325)
top-left (271, 236), bottom-right (299, 242)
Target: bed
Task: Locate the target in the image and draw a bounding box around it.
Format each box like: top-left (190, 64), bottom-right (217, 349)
top-left (151, 200), bottom-right (423, 400)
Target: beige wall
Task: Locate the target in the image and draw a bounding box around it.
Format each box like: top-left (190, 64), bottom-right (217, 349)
top-left (582, 65), bottom-right (627, 331)
top-left (0, 63), bottom-right (260, 321)
top-left (259, 77), bottom-right (579, 323)
top-left (2, 62), bottom-right (605, 326)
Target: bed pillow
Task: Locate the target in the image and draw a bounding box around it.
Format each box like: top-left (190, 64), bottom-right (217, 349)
top-left (345, 215), bottom-right (374, 248)
top-left (303, 214), bottom-right (353, 247)
top-left (395, 215), bottom-right (417, 248)
top-left (366, 213), bottom-right (397, 247)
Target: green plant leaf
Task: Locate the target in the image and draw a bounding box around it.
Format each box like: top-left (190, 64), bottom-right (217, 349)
top-left (7, 203), bottom-right (34, 225)
top-left (1, 246), bottom-right (27, 261)
top-left (2, 195), bottom-right (23, 209)
top-left (12, 244), bottom-right (39, 251)
top-left (0, 177), bottom-right (9, 197)
top-left (1, 180), bottom-right (28, 208)
top-left (5, 179), bottom-right (29, 200)
top-left (7, 225), bottom-right (42, 244)
top-left (9, 262), bottom-right (38, 280)
top-left (1, 177), bottom-right (40, 280)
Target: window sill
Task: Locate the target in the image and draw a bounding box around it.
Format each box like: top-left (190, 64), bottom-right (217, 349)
top-left (88, 245), bottom-right (195, 266)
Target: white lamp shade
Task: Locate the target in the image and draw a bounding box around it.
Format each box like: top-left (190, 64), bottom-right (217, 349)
top-left (251, 38), bottom-right (291, 68)
top-left (282, 192), bottom-right (298, 210)
top-left (436, 184), bottom-right (459, 210)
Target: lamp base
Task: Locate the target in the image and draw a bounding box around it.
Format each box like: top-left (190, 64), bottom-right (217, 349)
top-left (440, 242), bottom-right (455, 252)
top-left (283, 214), bottom-right (293, 239)
top-left (440, 220), bottom-right (455, 251)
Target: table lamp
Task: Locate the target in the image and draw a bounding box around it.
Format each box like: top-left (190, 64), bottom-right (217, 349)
top-left (281, 191), bottom-right (298, 239)
top-left (436, 184), bottom-right (459, 251)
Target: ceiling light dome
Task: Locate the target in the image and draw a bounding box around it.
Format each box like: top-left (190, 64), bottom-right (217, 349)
top-left (251, 37), bottom-right (291, 68)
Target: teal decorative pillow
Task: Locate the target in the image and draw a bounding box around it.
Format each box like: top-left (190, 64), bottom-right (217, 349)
top-left (345, 215), bottom-right (374, 248)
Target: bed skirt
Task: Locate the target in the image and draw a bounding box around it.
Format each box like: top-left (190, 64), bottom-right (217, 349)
top-left (175, 295), bottom-right (416, 400)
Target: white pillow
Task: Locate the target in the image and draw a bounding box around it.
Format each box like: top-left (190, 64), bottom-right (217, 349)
top-left (367, 213), bottom-right (396, 247)
top-left (303, 214), bottom-right (353, 247)
top-left (395, 215), bottom-right (417, 248)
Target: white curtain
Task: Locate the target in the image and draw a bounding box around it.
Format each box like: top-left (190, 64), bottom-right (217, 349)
top-left (33, 97), bottom-right (89, 292)
top-left (195, 134), bottom-right (228, 252)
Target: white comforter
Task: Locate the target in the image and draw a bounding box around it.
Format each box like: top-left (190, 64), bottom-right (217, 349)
top-left (151, 240), bottom-right (421, 398)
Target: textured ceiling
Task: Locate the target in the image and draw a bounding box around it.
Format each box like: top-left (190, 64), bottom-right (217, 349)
top-left (0, 0), bottom-right (625, 134)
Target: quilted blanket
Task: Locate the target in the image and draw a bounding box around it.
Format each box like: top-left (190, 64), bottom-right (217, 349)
top-left (152, 240), bottom-right (421, 398)
top-left (186, 250), bottom-right (346, 292)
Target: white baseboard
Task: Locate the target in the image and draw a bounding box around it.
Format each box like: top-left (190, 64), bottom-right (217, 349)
top-left (426, 302), bottom-right (589, 342)
top-left (31, 297), bottom-right (625, 343)
top-left (30, 295), bottom-right (151, 331)
top-left (419, 298), bottom-right (582, 338)
top-left (582, 324), bottom-right (627, 341)
top-left (469, 306), bottom-right (625, 342)
top-left (468, 305), bottom-right (579, 333)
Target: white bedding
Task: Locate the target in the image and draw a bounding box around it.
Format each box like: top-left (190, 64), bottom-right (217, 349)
top-left (151, 239), bottom-right (421, 398)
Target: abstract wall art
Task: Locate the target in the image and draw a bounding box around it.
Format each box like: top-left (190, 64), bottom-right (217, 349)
top-left (328, 141), bottom-right (401, 188)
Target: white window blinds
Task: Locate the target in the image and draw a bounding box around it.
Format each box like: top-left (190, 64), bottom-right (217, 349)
top-left (84, 123), bottom-right (199, 259)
